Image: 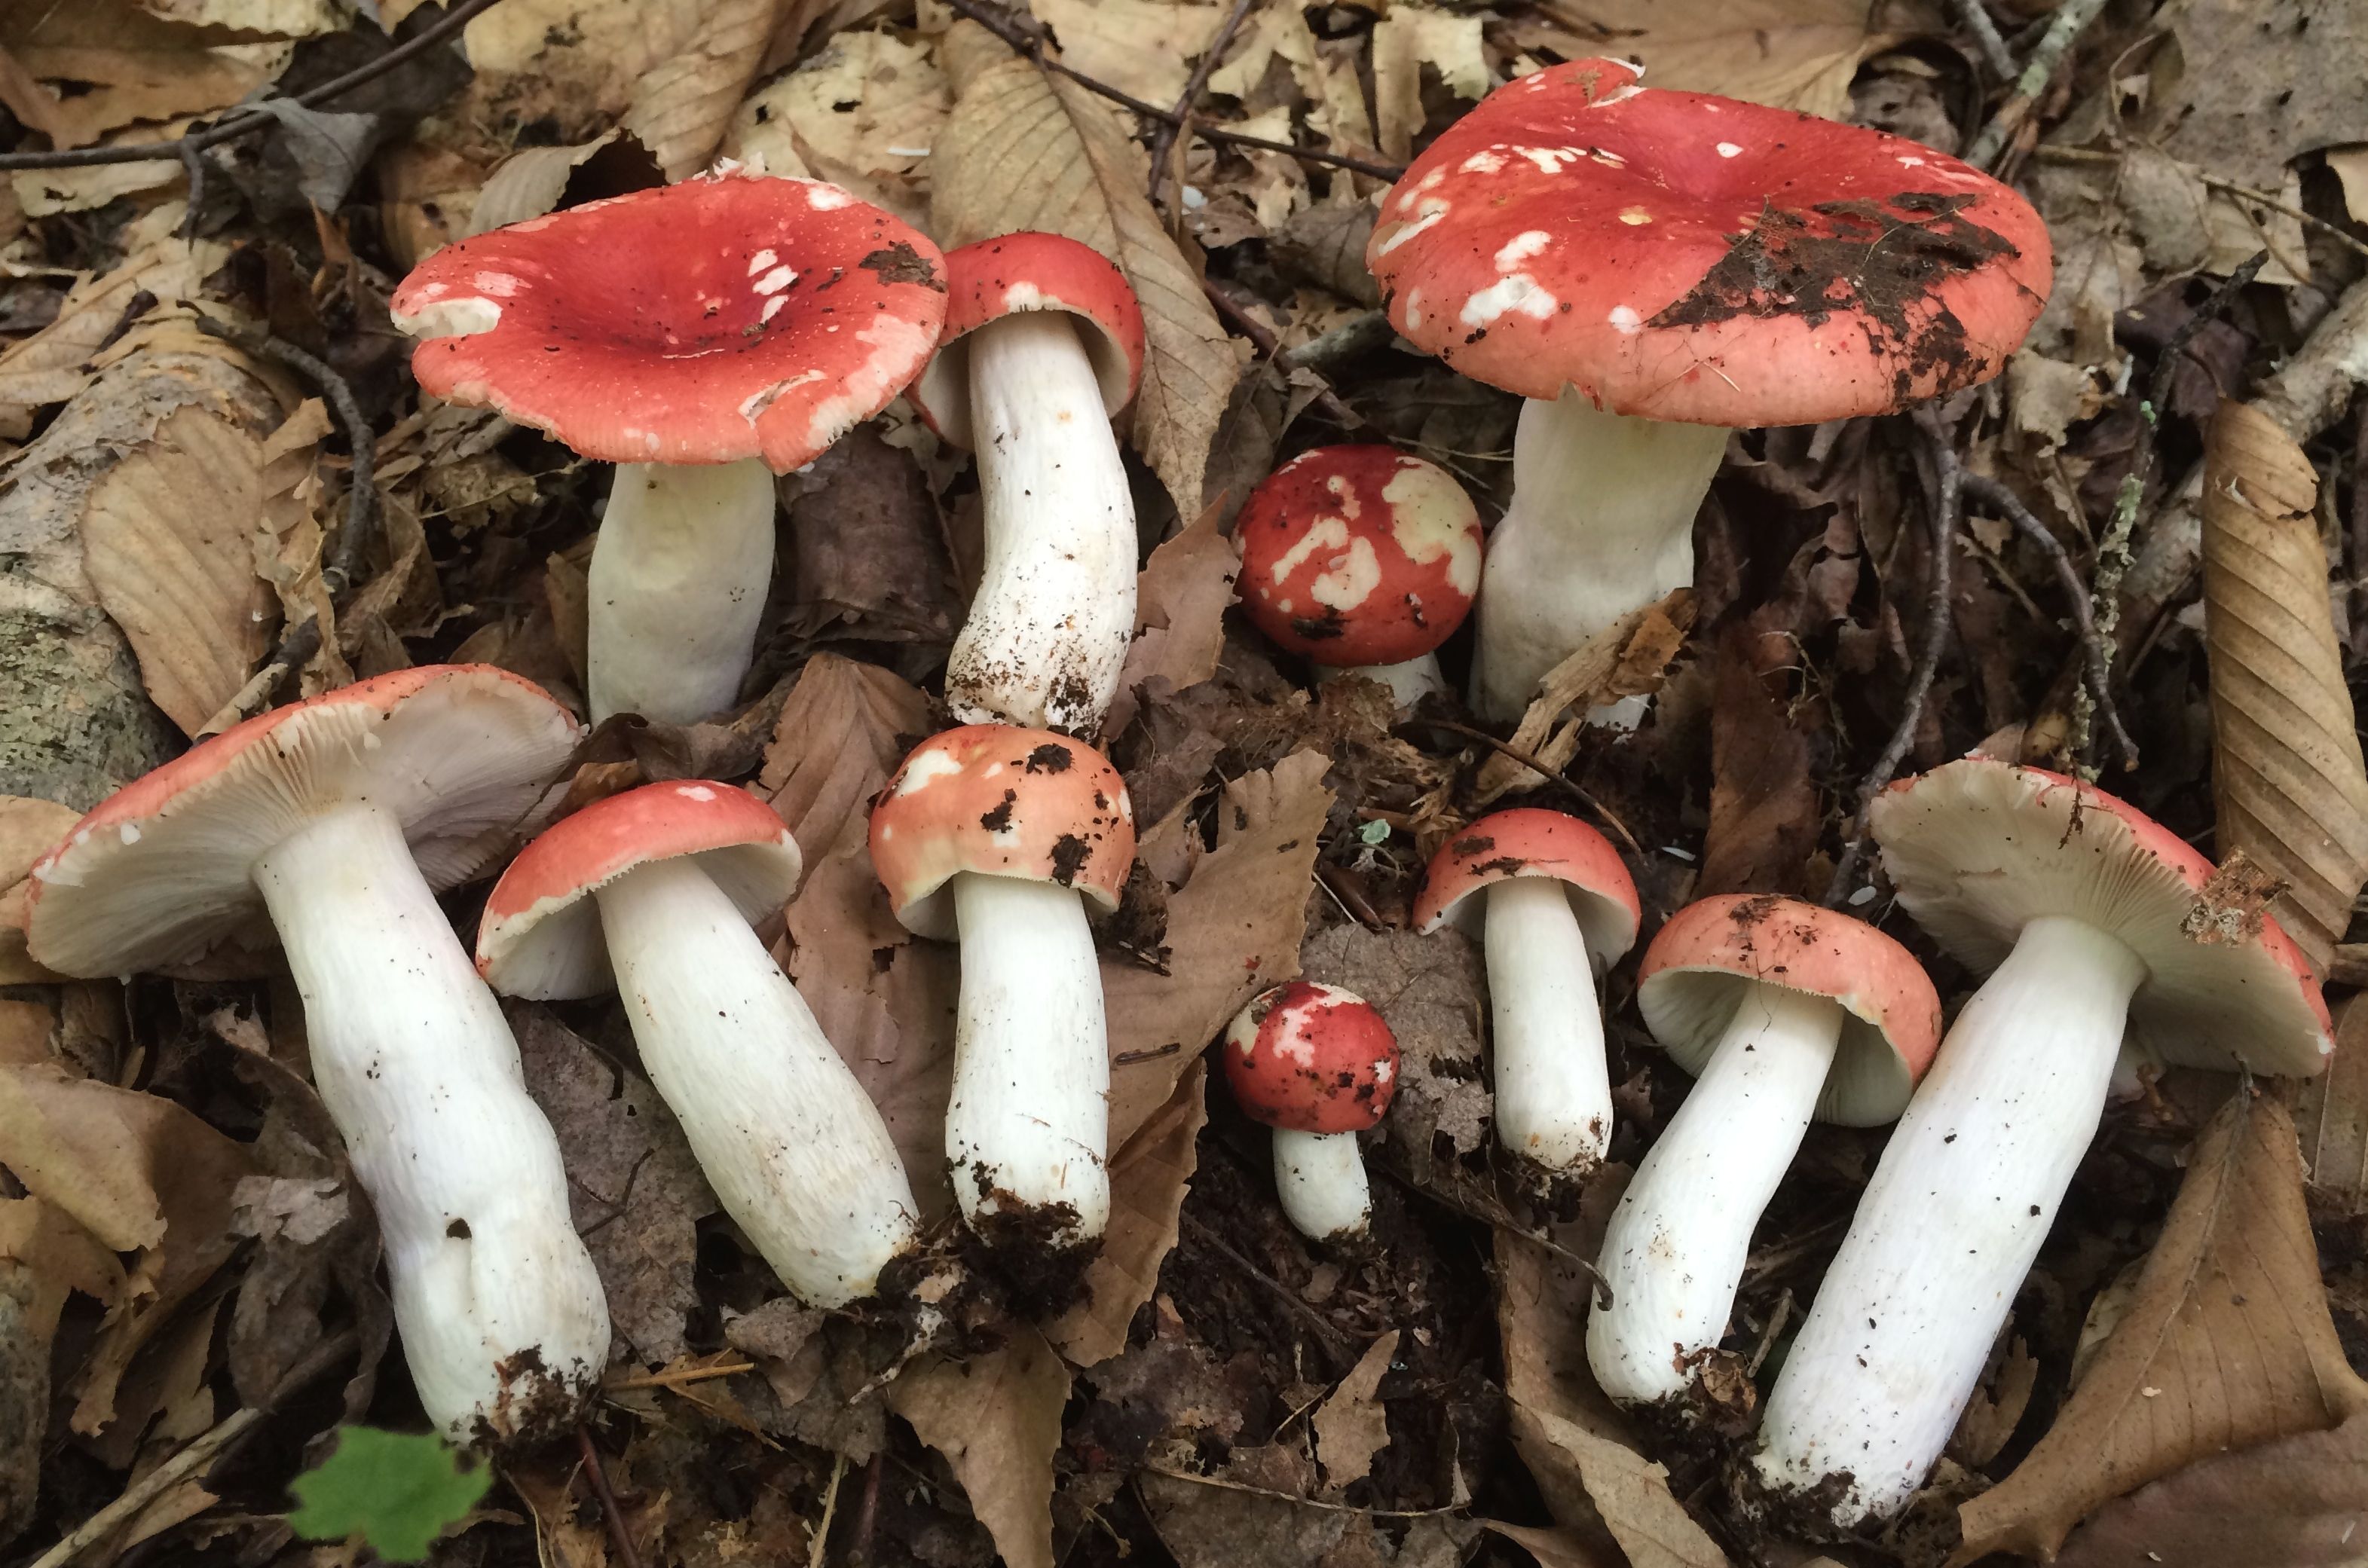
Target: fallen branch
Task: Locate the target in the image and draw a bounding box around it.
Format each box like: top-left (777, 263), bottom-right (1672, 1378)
top-left (1965, 0), bottom-right (2113, 168)
top-left (1147, 0), bottom-right (1263, 206)
top-left (576, 1426), bottom-right (645, 1568)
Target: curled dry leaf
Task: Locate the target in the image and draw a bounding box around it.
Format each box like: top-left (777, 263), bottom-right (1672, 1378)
top-left (1524, 0), bottom-right (1905, 120)
top-left (1475, 591), bottom-right (1694, 808)
top-left (2299, 993), bottom-right (2368, 1209)
top-left (1105, 500), bottom-right (1241, 738)
top-left (727, 28), bottom-right (947, 228)
top-left (1698, 625), bottom-right (1818, 896)
top-left (2051, 1408), bottom-right (2368, 1568)
top-left (1369, 5), bottom-right (1486, 161)
top-left (1049, 1060), bottom-right (1207, 1367)
top-left (759, 651), bottom-right (935, 858)
top-left (0, 797), bottom-right (80, 985)
top-left (1028, 0), bottom-right (1222, 105)
top-left (467, 128), bottom-right (663, 237)
top-left (932, 20), bottom-right (1242, 517)
top-left (1312, 1328), bottom-right (1400, 1495)
top-left (0, 230), bottom-right (231, 435)
top-left (886, 1328), bottom-right (1071, 1568)
top-left (1299, 922), bottom-right (1492, 1161)
top-left (1953, 1093), bottom-right (2368, 1564)
top-left (2198, 399), bottom-right (2368, 972)
top-left (0, 2), bottom-right (289, 151)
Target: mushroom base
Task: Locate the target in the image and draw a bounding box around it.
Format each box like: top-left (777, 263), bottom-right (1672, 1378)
top-left (1317, 653), bottom-right (1448, 711)
top-left (1751, 914), bottom-right (2146, 1527)
top-left (1484, 876), bottom-right (1613, 1178)
top-left (947, 871), bottom-right (1112, 1253)
top-left (1590, 982), bottom-right (1843, 1407)
top-left (1273, 1127), bottom-right (1372, 1242)
top-left (1473, 396), bottom-right (1727, 722)
top-left (947, 312), bottom-right (1137, 735)
top-left (252, 802), bottom-right (609, 1445)
top-left (596, 855), bottom-right (920, 1307)
top-left (586, 457), bottom-right (776, 726)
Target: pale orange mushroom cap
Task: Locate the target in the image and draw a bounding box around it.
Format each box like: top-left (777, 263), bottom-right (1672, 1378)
top-left (1413, 807), bottom-right (1639, 964)
top-left (476, 780), bottom-right (803, 1001)
top-left (869, 725), bottom-right (1135, 941)
top-left (1638, 894), bottom-right (1941, 1126)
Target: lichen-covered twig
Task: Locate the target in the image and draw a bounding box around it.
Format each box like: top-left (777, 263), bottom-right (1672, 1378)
top-left (1965, 0), bottom-right (2112, 168)
top-left (1952, 0), bottom-right (2018, 78)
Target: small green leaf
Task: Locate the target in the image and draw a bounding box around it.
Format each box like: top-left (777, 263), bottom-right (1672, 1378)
top-left (1357, 818), bottom-right (1392, 845)
top-left (286, 1426), bottom-right (491, 1563)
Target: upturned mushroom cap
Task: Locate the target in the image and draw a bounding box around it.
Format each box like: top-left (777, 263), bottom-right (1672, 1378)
top-left (1366, 58), bottom-right (2051, 426)
top-left (1224, 982), bottom-right (1401, 1134)
top-left (869, 725), bottom-right (1135, 940)
top-left (1870, 760), bottom-right (2332, 1076)
top-left (1414, 808), bottom-right (1640, 964)
top-left (908, 232), bottom-right (1147, 449)
top-left (1638, 894), bottom-right (1941, 1126)
top-left (476, 781), bottom-right (803, 1001)
top-left (27, 667), bottom-right (580, 977)
top-left (391, 170), bottom-right (948, 472)
top-left (1235, 445), bottom-right (1484, 665)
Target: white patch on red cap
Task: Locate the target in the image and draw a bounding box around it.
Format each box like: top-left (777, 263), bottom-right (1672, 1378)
top-left (797, 310), bottom-right (938, 457)
top-left (1459, 149), bottom-right (1508, 175)
top-left (1374, 203), bottom-right (1449, 255)
top-left (1512, 145), bottom-right (1589, 174)
top-left (746, 249), bottom-right (779, 276)
top-left (1897, 154), bottom-right (1926, 167)
top-left (1619, 206), bottom-right (1652, 225)
top-left (806, 185), bottom-right (856, 210)
top-left (753, 265), bottom-right (797, 295)
top-left (1268, 515), bottom-right (1349, 583)
top-left (1715, 142), bottom-right (1743, 157)
top-left (739, 368), bottom-right (827, 422)
top-left (1461, 274), bottom-right (1559, 327)
top-left (1403, 288), bottom-right (1424, 330)
top-left (472, 271), bottom-right (522, 297)
top-left (1381, 462), bottom-right (1482, 595)
top-left (1608, 305), bottom-right (1643, 335)
top-left (1494, 231), bottom-right (1552, 271)
top-left (895, 747), bottom-right (964, 795)
top-left (1309, 536), bottom-right (1381, 611)
top-left (1595, 84), bottom-right (1642, 105)
top-left (676, 784), bottom-right (719, 802)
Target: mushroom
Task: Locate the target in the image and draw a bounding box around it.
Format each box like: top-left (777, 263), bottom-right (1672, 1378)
top-left (1222, 983), bottom-right (1401, 1242)
top-left (908, 233), bottom-right (1147, 735)
top-left (1748, 761), bottom-right (2333, 1527)
top-left (1234, 445), bottom-right (1484, 708)
top-left (867, 725), bottom-right (1136, 1259)
top-left (1414, 808), bottom-right (1638, 1186)
top-left (1365, 58), bottom-right (2051, 720)
top-left (1587, 894), bottom-right (1939, 1414)
top-left (392, 170), bottom-right (948, 726)
top-left (26, 668), bottom-right (607, 1444)
top-left (476, 779), bottom-right (918, 1307)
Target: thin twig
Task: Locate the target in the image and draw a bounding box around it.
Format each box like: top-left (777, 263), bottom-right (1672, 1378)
top-left (1277, 307), bottom-right (1394, 372)
top-left (1960, 473), bottom-right (2139, 770)
top-left (1952, 0), bottom-right (2018, 77)
top-left (2198, 174), bottom-right (2368, 264)
top-left (849, 1455), bottom-right (884, 1568)
top-left (809, 1451), bottom-right (849, 1568)
top-left (1745, 1288), bottom-right (1794, 1377)
top-left (1964, 0), bottom-right (2111, 169)
top-left (195, 316), bottom-right (377, 592)
top-left (1201, 278), bottom-right (1360, 425)
top-left (1138, 1464), bottom-right (1466, 1518)
top-left (1179, 1212), bottom-right (1356, 1352)
top-left (938, 0), bottom-right (1404, 180)
top-left (602, 1359), bottom-right (756, 1391)
top-left (1148, 0), bottom-right (1262, 206)
top-left (576, 1426), bottom-right (645, 1568)
top-left (0, 0), bottom-right (509, 171)
top-left (1825, 411), bottom-right (1963, 908)
top-left (1409, 716), bottom-right (1645, 857)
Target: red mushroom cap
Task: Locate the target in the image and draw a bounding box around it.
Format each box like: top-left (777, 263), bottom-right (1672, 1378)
top-left (391, 170), bottom-right (948, 472)
top-left (26, 666), bottom-right (580, 977)
top-left (1638, 894), bottom-right (1941, 1126)
top-left (1869, 759), bottom-right (2333, 1077)
top-left (1235, 445), bottom-right (1484, 665)
top-left (908, 232), bottom-right (1146, 449)
top-left (1366, 59), bottom-right (2051, 425)
top-left (1414, 808), bottom-right (1639, 964)
top-left (476, 780), bottom-right (803, 1001)
top-left (1223, 981), bottom-right (1401, 1134)
top-left (868, 725), bottom-right (1135, 940)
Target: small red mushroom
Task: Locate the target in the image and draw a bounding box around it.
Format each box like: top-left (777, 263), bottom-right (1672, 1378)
top-left (868, 725), bottom-right (1136, 1261)
top-left (390, 170), bottom-right (947, 726)
top-left (1415, 808), bottom-right (1638, 1186)
top-left (1223, 983), bottom-right (1400, 1241)
top-left (1235, 445), bottom-right (1484, 708)
top-left (908, 234), bottom-right (1147, 735)
top-left (1366, 59), bottom-right (2052, 720)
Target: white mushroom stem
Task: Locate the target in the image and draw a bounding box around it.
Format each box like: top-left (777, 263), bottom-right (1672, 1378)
top-left (586, 457), bottom-right (777, 726)
top-left (1317, 654), bottom-right (1448, 710)
top-left (1483, 876), bottom-right (1613, 1175)
top-left (947, 871), bottom-right (1111, 1243)
top-left (594, 855), bottom-right (919, 1307)
top-left (1589, 983), bottom-right (1844, 1405)
top-left (1753, 914), bottom-right (2146, 1525)
top-left (1473, 395), bottom-right (1729, 722)
top-left (948, 312), bottom-right (1137, 735)
top-left (1272, 1129), bottom-right (1372, 1242)
top-left (250, 803), bottom-right (608, 1444)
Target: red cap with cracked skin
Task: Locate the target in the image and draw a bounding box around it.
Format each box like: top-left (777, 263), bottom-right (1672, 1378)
top-left (908, 232), bottom-right (1146, 449)
top-left (1638, 894), bottom-right (1941, 1126)
top-left (26, 666), bottom-right (581, 977)
top-left (391, 170), bottom-right (948, 472)
top-left (1869, 759), bottom-right (2333, 1076)
top-left (1224, 982), bottom-right (1401, 1134)
top-left (1415, 808), bottom-right (1640, 964)
top-left (869, 724), bottom-right (1136, 941)
top-left (1235, 445), bottom-right (1484, 665)
top-left (1366, 58), bottom-right (2051, 426)
top-left (476, 780), bottom-right (803, 1001)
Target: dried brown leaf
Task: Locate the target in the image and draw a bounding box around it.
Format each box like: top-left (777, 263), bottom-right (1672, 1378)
top-left (1369, 5), bottom-right (1486, 160)
top-left (1028, 0), bottom-right (1221, 104)
top-left (1529, 0), bottom-right (1906, 119)
top-left (886, 1328), bottom-right (1071, 1568)
top-left (0, 2), bottom-right (286, 149)
top-left (1105, 500), bottom-right (1240, 737)
top-left (1476, 591), bottom-right (1693, 807)
top-left (1313, 1328), bottom-right (1400, 1495)
top-left (2300, 993), bottom-right (2368, 1207)
top-left (1049, 1060), bottom-right (1207, 1366)
top-left (2050, 1407), bottom-right (2368, 1568)
top-left (1299, 923), bottom-right (1491, 1161)
top-left (1953, 1093), bottom-right (2368, 1563)
top-left (932, 23), bottom-right (1242, 515)
top-left (758, 653), bottom-right (934, 857)
top-left (2198, 399), bottom-right (2368, 972)
top-left (0, 797), bottom-right (79, 985)
top-left (1699, 627), bottom-right (1816, 895)
top-left (1143, 1444), bottom-right (1478, 1567)
top-left (467, 128), bottom-right (663, 237)
top-left (78, 404), bottom-right (276, 737)
top-left (0, 233), bottom-right (231, 432)
top-left (2149, 0), bottom-right (2368, 193)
